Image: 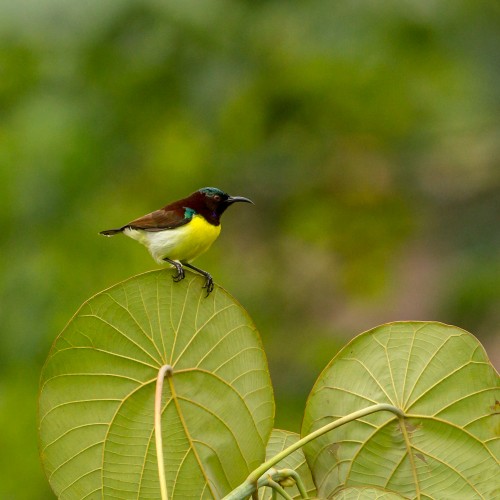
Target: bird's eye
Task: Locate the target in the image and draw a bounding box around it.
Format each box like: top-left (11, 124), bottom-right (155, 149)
top-left (213, 195), bottom-right (221, 201)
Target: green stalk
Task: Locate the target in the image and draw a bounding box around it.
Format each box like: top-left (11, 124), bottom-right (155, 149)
top-left (266, 479), bottom-right (294, 500)
top-left (223, 403), bottom-right (404, 500)
top-left (155, 365), bottom-right (173, 500)
top-left (278, 469), bottom-right (308, 498)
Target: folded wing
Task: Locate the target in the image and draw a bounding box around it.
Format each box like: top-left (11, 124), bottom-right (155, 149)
top-left (127, 207), bottom-right (190, 232)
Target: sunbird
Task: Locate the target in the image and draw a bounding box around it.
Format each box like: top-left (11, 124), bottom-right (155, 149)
top-left (100, 187), bottom-right (253, 295)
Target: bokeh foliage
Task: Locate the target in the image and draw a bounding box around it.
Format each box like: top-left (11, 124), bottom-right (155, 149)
top-left (1, 1), bottom-right (499, 498)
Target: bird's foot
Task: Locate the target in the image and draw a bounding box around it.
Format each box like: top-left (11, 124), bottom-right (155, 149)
top-left (182, 262), bottom-right (214, 297)
top-left (164, 258), bottom-right (185, 282)
top-left (172, 265), bottom-right (185, 282)
top-left (203, 274), bottom-right (214, 296)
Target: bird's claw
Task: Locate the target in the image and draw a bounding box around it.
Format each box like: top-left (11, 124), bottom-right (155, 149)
top-left (203, 275), bottom-right (214, 296)
top-left (172, 266), bottom-right (185, 282)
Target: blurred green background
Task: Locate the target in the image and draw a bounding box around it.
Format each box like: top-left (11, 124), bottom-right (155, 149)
top-left (1, 0), bottom-right (499, 497)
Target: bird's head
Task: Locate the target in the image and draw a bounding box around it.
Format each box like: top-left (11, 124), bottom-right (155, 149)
top-left (196, 187), bottom-right (253, 218)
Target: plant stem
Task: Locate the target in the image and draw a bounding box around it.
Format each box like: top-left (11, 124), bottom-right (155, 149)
top-left (223, 403), bottom-right (404, 500)
top-left (266, 480), bottom-right (293, 500)
top-left (279, 469), bottom-right (308, 498)
top-left (155, 365), bottom-right (173, 500)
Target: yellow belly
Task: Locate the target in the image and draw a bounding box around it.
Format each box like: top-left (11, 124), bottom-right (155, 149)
top-left (168, 215), bottom-right (221, 262)
top-left (125, 215), bottom-right (221, 264)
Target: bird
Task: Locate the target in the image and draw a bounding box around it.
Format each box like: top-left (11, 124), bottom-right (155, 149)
top-left (100, 187), bottom-right (253, 295)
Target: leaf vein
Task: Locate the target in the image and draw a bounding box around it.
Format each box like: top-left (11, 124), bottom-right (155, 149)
top-left (79, 314), bottom-right (162, 366)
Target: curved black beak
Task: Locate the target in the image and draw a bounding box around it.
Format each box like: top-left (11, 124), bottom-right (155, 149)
top-left (226, 195), bottom-right (254, 205)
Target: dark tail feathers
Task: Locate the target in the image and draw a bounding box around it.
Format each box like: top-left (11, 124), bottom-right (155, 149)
top-left (100, 227), bottom-right (125, 236)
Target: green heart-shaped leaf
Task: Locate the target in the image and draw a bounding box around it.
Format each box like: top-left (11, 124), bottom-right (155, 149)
top-left (302, 321), bottom-right (499, 499)
top-left (39, 270), bottom-right (274, 499)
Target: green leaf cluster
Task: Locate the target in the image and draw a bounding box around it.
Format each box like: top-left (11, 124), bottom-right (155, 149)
top-left (39, 273), bottom-right (499, 499)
